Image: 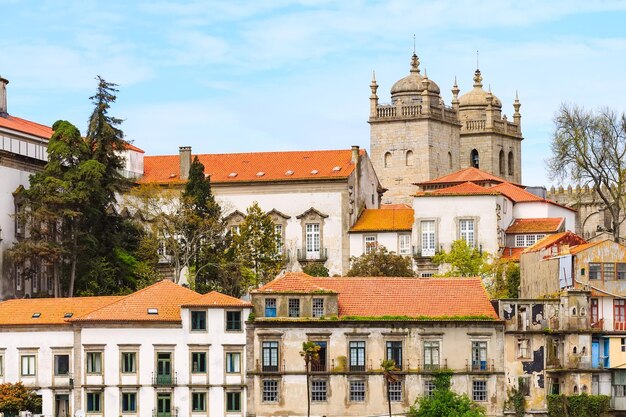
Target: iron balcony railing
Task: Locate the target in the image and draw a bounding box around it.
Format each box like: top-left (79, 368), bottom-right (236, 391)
top-left (152, 372), bottom-right (177, 386)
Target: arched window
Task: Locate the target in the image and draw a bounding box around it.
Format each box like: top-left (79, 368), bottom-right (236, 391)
top-left (499, 150), bottom-right (505, 175)
top-left (448, 152), bottom-right (453, 169)
top-left (508, 151), bottom-right (514, 175)
top-left (405, 150), bottom-right (414, 166)
top-left (470, 149), bottom-right (479, 168)
top-left (384, 152), bottom-right (391, 168)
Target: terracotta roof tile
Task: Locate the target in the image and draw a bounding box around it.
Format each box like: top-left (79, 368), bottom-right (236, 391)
top-left (500, 247), bottom-right (525, 261)
top-left (71, 280), bottom-right (201, 323)
top-left (140, 149), bottom-right (364, 185)
top-left (523, 231), bottom-right (587, 254)
top-left (506, 218), bottom-right (564, 234)
top-left (0, 296), bottom-right (122, 326)
top-left (0, 114), bottom-right (53, 139)
top-left (349, 208), bottom-right (414, 232)
top-left (255, 272), bottom-right (335, 294)
top-left (414, 181), bottom-right (501, 197)
top-left (569, 241), bottom-right (605, 254)
top-left (415, 167), bottom-right (509, 186)
top-left (255, 273), bottom-right (498, 319)
top-left (182, 291), bottom-right (251, 308)
top-left (490, 182), bottom-right (542, 202)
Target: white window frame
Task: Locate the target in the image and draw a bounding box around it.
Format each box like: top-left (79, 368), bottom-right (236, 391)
top-left (398, 234), bottom-right (411, 255)
top-left (421, 220), bottom-right (436, 256)
top-left (21, 354), bottom-right (36, 376)
top-left (459, 219), bottom-right (475, 248)
top-left (305, 223), bottom-right (321, 258)
top-left (274, 224), bottom-right (283, 252)
top-left (515, 235), bottom-right (525, 247)
top-left (364, 235), bottom-right (377, 254)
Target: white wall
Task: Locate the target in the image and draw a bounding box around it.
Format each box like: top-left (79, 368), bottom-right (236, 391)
top-left (349, 231), bottom-right (411, 258)
top-left (513, 202), bottom-right (576, 231)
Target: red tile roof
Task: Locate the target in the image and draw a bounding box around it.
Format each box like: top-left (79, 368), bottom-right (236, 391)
top-left (71, 280), bottom-right (201, 323)
top-left (569, 241), bottom-right (605, 254)
top-left (506, 218), bottom-right (564, 234)
top-left (415, 167), bottom-right (509, 187)
top-left (255, 273), bottom-right (498, 319)
top-left (0, 296), bottom-right (123, 326)
top-left (414, 181), bottom-right (500, 197)
top-left (140, 149), bottom-right (364, 184)
top-left (490, 182), bottom-right (542, 202)
top-left (182, 291), bottom-right (251, 308)
top-left (124, 142), bottom-right (145, 153)
top-left (349, 208), bottom-right (414, 232)
top-left (0, 115), bottom-right (53, 139)
top-left (523, 231), bottom-right (587, 254)
top-left (500, 247), bottom-right (525, 262)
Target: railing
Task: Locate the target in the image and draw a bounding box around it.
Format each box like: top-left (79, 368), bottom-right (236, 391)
top-left (401, 105), bottom-right (422, 117)
top-left (255, 359), bottom-right (285, 373)
top-left (152, 372), bottom-right (177, 386)
top-left (465, 120), bottom-right (486, 131)
top-left (297, 248), bottom-right (328, 262)
top-left (349, 364), bottom-right (366, 372)
top-left (377, 105), bottom-right (397, 117)
top-left (467, 359), bottom-right (495, 372)
top-left (311, 362), bottom-right (327, 372)
top-left (152, 407), bottom-right (179, 417)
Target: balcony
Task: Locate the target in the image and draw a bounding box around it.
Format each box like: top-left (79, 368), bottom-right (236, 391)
top-left (152, 408), bottom-right (179, 417)
top-left (349, 364), bottom-right (366, 372)
top-left (152, 372), bottom-right (177, 386)
top-left (467, 360), bottom-right (495, 372)
top-left (297, 248), bottom-right (328, 263)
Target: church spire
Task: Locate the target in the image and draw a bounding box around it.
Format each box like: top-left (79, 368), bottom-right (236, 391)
top-left (451, 76), bottom-right (460, 111)
top-left (410, 52), bottom-right (420, 74)
top-left (369, 70), bottom-right (379, 119)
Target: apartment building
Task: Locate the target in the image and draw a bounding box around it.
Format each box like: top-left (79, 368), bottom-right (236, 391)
top-left (246, 272), bottom-right (505, 416)
top-left (0, 280), bottom-right (251, 417)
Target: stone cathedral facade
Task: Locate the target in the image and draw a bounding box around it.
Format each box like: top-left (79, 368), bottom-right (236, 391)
top-left (369, 53), bottom-right (523, 204)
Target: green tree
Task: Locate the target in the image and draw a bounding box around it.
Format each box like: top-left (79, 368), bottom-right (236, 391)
top-left (347, 246), bottom-right (414, 277)
top-left (300, 341), bottom-right (321, 417)
top-left (408, 370), bottom-right (486, 417)
top-left (433, 240), bottom-right (489, 277)
top-left (381, 359), bottom-right (399, 417)
top-left (547, 105), bottom-right (626, 242)
top-left (486, 260), bottom-right (520, 299)
top-left (232, 202), bottom-right (284, 288)
top-left (302, 263), bottom-right (330, 277)
top-left (0, 382), bottom-right (41, 416)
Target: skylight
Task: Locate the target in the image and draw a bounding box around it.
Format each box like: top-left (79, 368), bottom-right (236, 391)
top-left (256, 171), bottom-right (265, 177)
top-left (64, 313), bottom-right (73, 318)
top-left (32, 313), bottom-right (41, 318)
top-left (332, 166), bottom-right (342, 171)
top-left (147, 308), bottom-right (158, 315)
top-left (228, 172), bottom-right (238, 177)
top-left (285, 170), bottom-right (294, 176)
top-left (310, 169), bottom-right (319, 175)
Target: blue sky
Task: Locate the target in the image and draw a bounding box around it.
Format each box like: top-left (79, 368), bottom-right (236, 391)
top-left (2, 0), bottom-right (626, 186)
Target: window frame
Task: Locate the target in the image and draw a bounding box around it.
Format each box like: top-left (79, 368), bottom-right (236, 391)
top-left (517, 338), bottom-right (530, 359)
top-left (311, 379), bottom-right (327, 402)
top-left (364, 235), bottom-right (377, 254)
top-left (305, 223), bottom-right (321, 255)
top-left (265, 298), bottom-right (277, 318)
top-left (424, 340), bottom-right (440, 370)
top-left (604, 263), bottom-right (616, 280)
top-left (121, 352), bottom-right (137, 374)
top-left (226, 391), bottom-right (242, 412)
top-left (386, 341), bottom-right (403, 370)
top-left (288, 298), bottom-right (300, 318)
top-left (20, 354), bottom-right (36, 377)
top-left (618, 263), bottom-right (626, 280)
top-left (262, 341), bottom-right (279, 372)
top-left (349, 341), bottom-right (366, 372)
top-left (472, 379), bottom-right (488, 402)
top-left (86, 351), bottom-right (103, 375)
top-left (191, 392), bottom-right (207, 412)
top-left (589, 263), bottom-right (601, 280)
top-left (389, 380), bottom-right (403, 402)
top-left (262, 379), bottom-right (279, 403)
top-left (312, 298), bottom-right (324, 318)
top-left (225, 351), bottom-right (242, 374)
top-left (226, 310), bottom-right (242, 331)
top-left (86, 392), bottom-right (102, 413)
top-left (121, 392), bottom-right (137, 413)
top-left (54, 354), bottom-right (70, 376)
top-left (190, 310), bottom-right (207, 331)
top-left (191, 351), bottom-right (207, 374)
top-left (615, 299), bottom-right (626, 323)
top-left (398, 234), bottom-right (411, 256)
top-left (471, 341), bottom-right (488, 371)
top-left (349, 380), bottom-right (366, 402)
top-left (459, 218), bottom-right (475, 248)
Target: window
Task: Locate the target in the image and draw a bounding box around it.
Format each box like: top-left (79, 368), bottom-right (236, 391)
top-left (263, 380), bottom-right (279, 402)
top-left (386, 341), bottom-right (402, 370)
top-left (21, 355), bottom-right (36, 376)
top-left (519, 376), bottom-right (530, 396)
top-left (517, 339), bottom-right (530, 359)
top-left (191, 311), bottom-right (207, 330)
top-left (406, 150), bottom-right (414, 166)
top-left (589, 263), bottom-right (601, 280)
top-left (54, 354), bottom-right (70, 376)
top-left (311, 380), bottom-right (327, 402)
top-left (305, 223), bottom-right (321, 257)
top-left (191, 352), bottom-right (207, 373)
top-left (421, 220), bottom-right (436, 256)
top-left (265, 298), bottom-right (277, 317)
top-left (471, 149), bottom-right (479, 168)
top-left (424, 380), bottom-right (436, 397)
top-left (121, 352), bottom-right (136, 373)
top-left (226, 352), bottom-right (241, 373)
top-left (262, 341), bottom-right (279, 372)
top-left (472, 380), bottom-right (487, 402)
top-left (389, 380), bottom-right (402, 402)
top-left (621, 338), bottom-right (626, 352)
top-left (226, 392), bottom-right (241, 412)
top-left (591, 298), bottom-right (599, 325)
top-left (499, 150), bottom-right (505, 174)
top-left (312, 298), bottom-right (324, 318)
top-left (399, 234), bottom-right (411, 255)
top-left (192, 392), bottom-right (206, 412)
top-left (350, 380), bottom-right (366, 402)
top-left (0, 355), bottom-right (3, 376)
top-left (86, 352), bottom-right (102, 374)
top-left (508, 151), bottom-right (514, 176)
top-left (122, 392), bottom-right (136, 413)
top-left (288, 299), bottom-right (300, 317)
top-left (615, 300), bottom-right (626, 323)
top-left (604, 263), bottom-right (615, 280)
top-left (472, 341), bottom-right (488, 371)
top-left (349, 341), bottom-right (366, 371)
top-left (525, 234), bottom-right (537, 247)
top-left (384, 152), bottom-right (391, 168)
top-left (230, 225), bottom-right (240, 235)
top-left (364, 235), bottom-right (377, 254)
top-left (515, 235), bottom-right (525, 247)
top-left (87, 392), bottom-right (102, 413)
top-left (448, 152), bottom-right (453, 169)
top-left (424, 341), bottom-right (440, 370)
top-left (619, 264), bottom-right (626, 280)
top-left (312, 341), bottom-right (327, 372)
top-left (459, 219), bottom-right (475, 248)
top-left (15, 263), bottom-right (23, 291)
top-left (275, 224), bottom-right (283, 252)
top-left (550, 377), bottom-right (560, 395)
top-left (226, 311), bottom-right (242, 331)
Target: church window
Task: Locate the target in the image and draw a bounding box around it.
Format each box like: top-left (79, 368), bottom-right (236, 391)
top-left (405, 150), bottom-right (414, 166)
top-left (470, 149), bottom-right (479, 168)
top-left (499, 150), bottom-right (505, 175)
top-left (384, 152), bottom-right (391, 168)
top-left (508, 152), bottom-right (514, 176)
top-left (448, 152), bottom-right (452, 169)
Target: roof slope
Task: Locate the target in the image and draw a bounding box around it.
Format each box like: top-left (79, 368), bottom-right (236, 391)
top-left (491, 182), bottom-right (542, 202)
top-left (414, 181), bottom-right (500, 197)
top-left (182, 291), bottom-right (251, 308)
top-left (506, 218), bottom-right (564, 234)
top-left (71, 280), bottom-right (201, 323)
top-left (415, 167), bottom-right (509, 186)
top-left (523, 231), bottom-right (587, 254)
top-left (0, 296), bottom-right (122, 326)
top-left (140, 149), bottom-right (363, 184)
top-left (0, 115), bottom-right (53, 139)
top-left (256, 273), bottom-right (497, 319)
top-left (255, 272), bottom-right (335, 294)
top-left (349, 208), bottom-right (414, 232)
top-left (500, 247), bottom-right (525, 262)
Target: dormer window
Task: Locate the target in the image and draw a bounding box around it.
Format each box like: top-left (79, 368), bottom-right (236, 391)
top-left (147, 308), bottom-right (158, 315)
top-left (265, 298), bottom-right (277, 317)
top-left (288, 299), bottom-right (300, 318)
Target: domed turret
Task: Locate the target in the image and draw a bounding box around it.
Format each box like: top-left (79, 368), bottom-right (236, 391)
top-left (390, 53), bottom-right (440, 102)
top-left (458, 69), bottom-right (502, 109)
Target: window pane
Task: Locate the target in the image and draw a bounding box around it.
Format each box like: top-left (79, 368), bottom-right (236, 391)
top-left (226, 352), bottom-right (241, 373)
top-left (288, 299), bottom-right (300, 317)
top-left (589, 263), bottom-right (601, 280)
top-left (263, 380), bottom-right (279, 402)
top-left (350, 380), bottom-right (366, 402)
top-left (311, 380), bottom-right (327, 402)
top-left (54, 355), bottom-right (69, 376)
top-left (192, 352), bottom-right (207, 373)
top-left (226, 392), bottom-right (241, 412)
top-left (192, 392), bottom-right (206, 411)
top-left (226, 311), bottom-right (242, 331)
top-left (312, 298), bottom-right (324, 318)
top-left (191, 311), bottom-right (207, 330)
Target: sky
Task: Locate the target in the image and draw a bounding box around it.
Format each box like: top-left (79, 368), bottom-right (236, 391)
top-left (1, 0), bottom-right (626, 186)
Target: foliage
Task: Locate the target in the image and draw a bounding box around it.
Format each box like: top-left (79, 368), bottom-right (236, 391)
top-left (232, 202), bottom-right (284, 288)
top-left (547, 104), bottom-right (626, 242)
top-left (486, 260), bottom-right (520, 298)
top-left (433, 240), bottom-right (490, 277)
top-left (0, 382), bottom-right (41, 415)
top-left (547, 394), bottom-right (610, 417)
top-left (302, 263), bottom-right (329, 277)
top-left (408, 370), bottom-right (486, 417)
top-left (381, 359), bottom-right (399, 417)
top-left (347, 246), bottom-right (414, 277)
top-left (504, 378), bottom-right (525, 417)
top-left (300, 341), bottom-right (321, 417)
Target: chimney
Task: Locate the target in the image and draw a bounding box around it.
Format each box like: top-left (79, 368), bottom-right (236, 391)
top-left (351, 145), bottom-right (360, 165)
top-left (179, 146), bottom-right (192, 180)
top-left (0, 76), bottom-right (8, 116)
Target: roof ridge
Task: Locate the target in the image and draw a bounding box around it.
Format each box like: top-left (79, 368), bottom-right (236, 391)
top-left (145, 148), bottom-right (356, 159)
